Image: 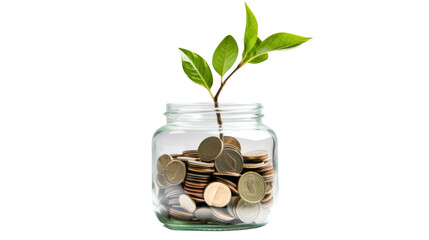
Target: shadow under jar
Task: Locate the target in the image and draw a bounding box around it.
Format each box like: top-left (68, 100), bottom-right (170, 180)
top-left (152, 103), bottom-right (278, 231)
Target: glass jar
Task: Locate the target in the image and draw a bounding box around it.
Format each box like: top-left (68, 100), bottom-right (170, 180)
top-left (152, 103), bottom-right (278, 230)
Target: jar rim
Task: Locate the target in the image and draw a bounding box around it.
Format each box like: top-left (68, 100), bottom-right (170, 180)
top-left (164, 102), bottom-right (264, 126)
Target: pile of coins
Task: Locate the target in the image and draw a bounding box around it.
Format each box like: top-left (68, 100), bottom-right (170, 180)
top-left (155, 136), bottom-right (274, 225)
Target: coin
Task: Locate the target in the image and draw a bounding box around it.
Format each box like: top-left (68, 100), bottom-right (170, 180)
top-left (227, 196), bottom-right (240, 217)
top-left (157, 154), bottom-right (172, 174)
top-left (254, 205), bottom-right (270, 224)
top-left (203, 182), bottom-right (231, 207)
top-left (165, 160), bottom-right (186, 185)
top-left (210, 207), bottom-right (235, 222)
top-left (179, 194), bottom-right (196, 213)
top-left (223, 136), bottom-right (241, 151)
top-left (243, 150), bottom-right (268, 160)
top-left (194, 207), bottom-right (212, 221)
top-left (243, 161), bottom-right (265, 169)
top-left (265, 182), bottom-right (273, 194)
top-left (169, 208), bottom-right (194, 221)
top-left (213, 172), bottom-right (241, 177)
top-left (187, 159), bottom-right (215, 168)
top-left (235, 199), bottom-right (260, 223)
top-left (198, 136), bottom-right (223, 161)
top-left (215, 148), bottom-right (243, 173)
top-left (156, 174), bottom-right (169, 189)
top-left (238, 172), bottom-right (266, 203)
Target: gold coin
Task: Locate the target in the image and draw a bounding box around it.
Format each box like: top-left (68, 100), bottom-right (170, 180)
top-left (203, 182), bottom-right (231, 207)
top-left (198, 136), bottom-right (223, 161)
top-left (165, 160), bottom-right (186, 185)
top-left (223, 136), bottom-right (241, 151)
top-left (238, 172), bottom-right (266, 203)
top-left (243, 150), bottom-right (269, 160)
top-left (157, 154), bottom-right (172, 174)
top-left (179, 194), bottom-right (196, 213)
top-left (215, 148), bottom-right (243, 173)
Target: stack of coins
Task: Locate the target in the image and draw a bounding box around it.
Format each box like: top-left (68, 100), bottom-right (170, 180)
top-left (155, 136), bottom-right (274, 225)
top-left (242, 150), bottom-right (275, 208)
top-left (184, 158), bottom-right (214, 203)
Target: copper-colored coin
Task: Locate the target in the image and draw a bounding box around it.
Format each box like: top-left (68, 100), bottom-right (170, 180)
top-left (184, 181), bottom-right (208, 188)
top-left (243, 150), bottom-right (269, 160)
top-left (184, 190), bottom-right (204, 198)
top-left (261, 193), bottom-right (273, 203)
top-left (165, 190), bottom-right (182, 199)
top-left (265, 182), bottom-right (273, 194)
top-left (170, 154), bottom-right (182, 158)
top-left (219, 181), bottom-right (239, 195)
top-left (157, 154), bottom-right (173, 174)
top-left (243, 161), bottom-right (266, 169)
top-left (223, 144), bottom-right (241, 154)
top-left (188, 166), bottom-right (215, 173)
top-left (213, 172), bottom-right (241, 177)
top-left (214, 176), bottom-right (237, 188)
top-left (169, 208), bottom-right (194, 220)
top-left (198, 136), bottom-right (223, 161)
top-left (190, 196), bottom-right (206, 203)
top-left (223, 136), bottom-right (241, 151)
top-left (182, 150), bottom-right (196, 154)
top-left (203, 182), bottom-right (231, 207)
top-left (183, 186), bottom-right (204, 193)
top-left (185, 177), bottom-right (210, 183)
top-left (165, 160), bottom-right (186, 185)
top-left (261, 196), bottom-right (274, 208)
top-left (186, 172), bottom-right (211, 179)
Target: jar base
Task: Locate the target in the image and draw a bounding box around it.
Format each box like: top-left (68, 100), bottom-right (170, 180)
top-left (163, 222), bottom-right (266, 231)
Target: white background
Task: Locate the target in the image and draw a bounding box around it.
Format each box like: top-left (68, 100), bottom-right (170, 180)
top-left (1, 0), bottom-right (428, 239)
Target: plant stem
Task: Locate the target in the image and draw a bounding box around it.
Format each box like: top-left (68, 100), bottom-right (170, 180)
top-left (212, 64), bottom-right (242, 140)
top-left (214, 65), bottom-right (241, 100)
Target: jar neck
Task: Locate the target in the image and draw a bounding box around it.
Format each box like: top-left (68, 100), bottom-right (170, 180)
top-left (165, 103), bottom-right (264, 129)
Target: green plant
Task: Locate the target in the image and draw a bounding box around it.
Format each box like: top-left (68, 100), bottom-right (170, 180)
top-left (179, 3), bottom-right (311, 134)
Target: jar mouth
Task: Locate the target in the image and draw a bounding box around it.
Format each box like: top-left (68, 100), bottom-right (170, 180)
top-left (165, 102), bottom-right (263, 114)
top-left (164, 102), bottom-right (264, 127)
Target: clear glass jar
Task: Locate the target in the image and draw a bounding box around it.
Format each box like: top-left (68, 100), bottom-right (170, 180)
top-left (152, 103), bottom-right (278, 230)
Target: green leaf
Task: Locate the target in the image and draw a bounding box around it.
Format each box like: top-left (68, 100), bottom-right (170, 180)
top-left (256, 32), bottom-right (311, 54)
top-left (242, 3), bottom-right (258, 60)
top-left (179, 48), bottom-right (213, 91)
top-left (249, 38), bottom-right (268, 64)
top-left (212, 35), bottom-right (239, 77)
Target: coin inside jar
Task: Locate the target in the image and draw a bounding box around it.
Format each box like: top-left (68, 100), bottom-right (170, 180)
top-left (243, 150), bottom-right (269, 160)
top-left (238, 172), bottom-right (266, 203)
top-left (165, 160), bottom-right (186, 185)
top-left (203, 182), bottom-right (231, 207)
top-left (214, 147), bottom-right (243, 173)
top-left (157, 154), bottom-right (173, 174)
top-left (222, 136), bottom-right (241, 151)
top-left (198, 136), bottom-right (223, 161)
top-left (179, 194), bottom-right (196, 213)
top-left (235, 199), bottom-right (260, 223)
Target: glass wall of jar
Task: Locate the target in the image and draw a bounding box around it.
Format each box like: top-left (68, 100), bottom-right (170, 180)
top-left (152, 103), bottom-right (278, 230)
